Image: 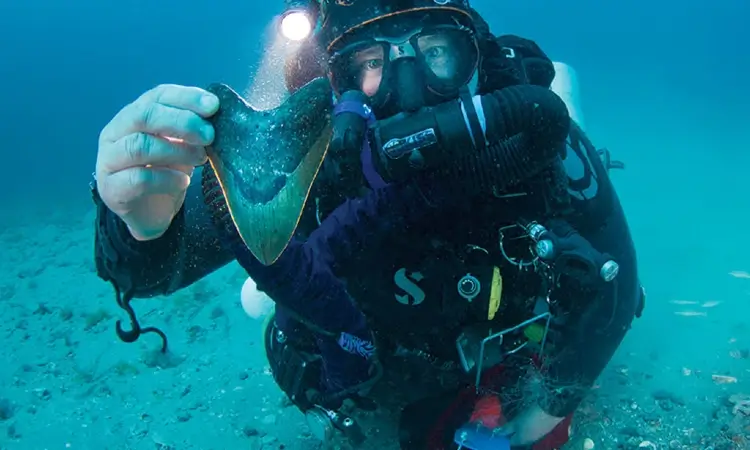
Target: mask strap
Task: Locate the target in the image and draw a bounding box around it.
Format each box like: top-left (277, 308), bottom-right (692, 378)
top-left (333, 100), bottom-right (388, 189)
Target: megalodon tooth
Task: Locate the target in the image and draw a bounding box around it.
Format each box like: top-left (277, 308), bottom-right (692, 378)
top-left (205, 77), bottom-right (333, 266)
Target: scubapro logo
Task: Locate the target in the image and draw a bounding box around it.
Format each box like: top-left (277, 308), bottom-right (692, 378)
top-left (394, 268), bottom-right (426, 306)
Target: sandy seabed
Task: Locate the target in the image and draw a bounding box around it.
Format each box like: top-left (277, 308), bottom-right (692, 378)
top-left (0, 207), bottom-right (748, 450)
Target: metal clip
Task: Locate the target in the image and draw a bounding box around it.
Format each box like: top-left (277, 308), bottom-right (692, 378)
top-left (498, 224), bottom-right (537, 269)
top-left (304, 405), bottom-right (365, 446)
top-left (455, 313), bottom-right (553, 392)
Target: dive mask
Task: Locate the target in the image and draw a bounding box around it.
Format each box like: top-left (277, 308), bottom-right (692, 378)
top-left (329, 20), bottom-right (479, 116)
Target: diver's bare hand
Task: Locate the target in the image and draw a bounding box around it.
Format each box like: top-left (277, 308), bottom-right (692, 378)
top-left (96, 84), bottom-right (219, 240)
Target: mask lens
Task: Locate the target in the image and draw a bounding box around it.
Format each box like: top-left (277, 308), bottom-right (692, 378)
top-left (415, 27), bottom-right (477, 94)
top-left (330, 42), bottom-right (388, 98)
top-left (329, 26), bottom-right (478, 102)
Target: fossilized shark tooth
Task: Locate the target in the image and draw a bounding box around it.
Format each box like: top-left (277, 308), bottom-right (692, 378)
top-left (205, 78), bottom-right (333, 266)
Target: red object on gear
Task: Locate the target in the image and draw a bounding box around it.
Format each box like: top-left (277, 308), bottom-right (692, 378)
top-left (426, 359), bottom-right (574, 450)
top-left (469, 394), bottom-right (504, 429)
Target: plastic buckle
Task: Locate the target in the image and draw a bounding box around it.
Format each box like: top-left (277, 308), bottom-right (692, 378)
top-left (454, 423), bottom-right (511, 450)
top-left (597, 148), bottom-right (625, 171)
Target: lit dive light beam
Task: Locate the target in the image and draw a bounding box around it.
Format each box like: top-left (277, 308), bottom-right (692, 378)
top-left (282, 0), bottom-right (314, 41)
top-left (245, 18), bottom-right (303, 110)
top-left (280, 10), bottom-right (313, 41)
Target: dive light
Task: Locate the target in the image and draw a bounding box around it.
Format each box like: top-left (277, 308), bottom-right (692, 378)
top-left (280, 0), bottom-right (319, 41)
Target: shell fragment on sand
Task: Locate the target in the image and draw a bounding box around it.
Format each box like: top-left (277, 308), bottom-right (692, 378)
top-left (711, 374), bottom-right (738, 384)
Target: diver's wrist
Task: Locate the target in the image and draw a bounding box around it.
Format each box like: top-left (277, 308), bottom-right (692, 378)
top-left (369, 100), bottom-right (477, 182)
top-left (432, 98), bottom-right (477, 152)
top-left (369, 108), bottom-right (440, 182)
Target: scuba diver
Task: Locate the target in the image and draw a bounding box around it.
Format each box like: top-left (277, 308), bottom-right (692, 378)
top-left (92, 0), bottom-right (644, 448)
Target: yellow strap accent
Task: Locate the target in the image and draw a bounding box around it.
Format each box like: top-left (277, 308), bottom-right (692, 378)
top-left (487, 266), bottom-right (503, 320)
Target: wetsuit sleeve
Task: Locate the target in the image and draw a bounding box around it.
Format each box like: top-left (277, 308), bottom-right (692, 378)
top-left (540, 211), bottom-right (641, 417)
top-left (94, 165), bottom-right (234, 297)
top-left (304, 184), bottom-right (422, 271)
top-left (247, 183), bottom-right (421, 312)
top-left (227, 186), bottom-right (423, 393)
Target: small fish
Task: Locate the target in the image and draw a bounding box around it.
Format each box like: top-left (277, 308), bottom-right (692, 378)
top-left (674, 311), bottom-right (707, 317)
top-left (729, 270), bottom-right (750, 279)
top-left (669, 300), bottom-right (699, 305)
top-left (701, 300), bottom-right (721, 308)
top-left (712, 374), bottom-right (738, 384)
top-left (681, 367), bottom-right (692, 376)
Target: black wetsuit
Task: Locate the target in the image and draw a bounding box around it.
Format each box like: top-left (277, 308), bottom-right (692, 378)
top-left (93, 32), bottom-right (642, 424)
top-left (95, 135), bottom-right (639, 419)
